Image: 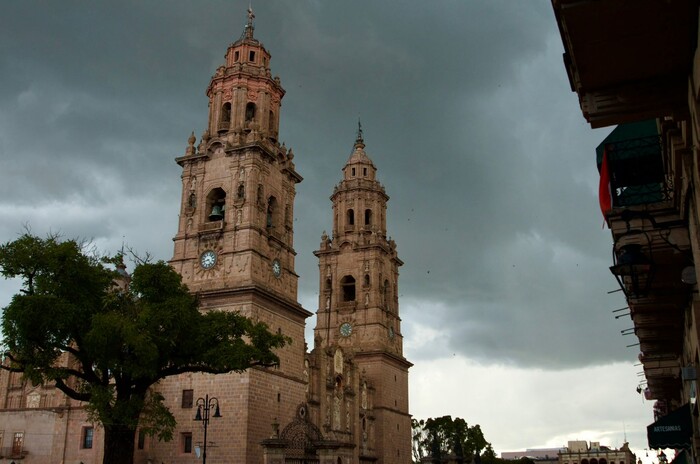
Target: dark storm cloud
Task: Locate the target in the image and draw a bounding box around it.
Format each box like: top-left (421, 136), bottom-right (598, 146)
top-left (0, 1), bottom-right (629, 369)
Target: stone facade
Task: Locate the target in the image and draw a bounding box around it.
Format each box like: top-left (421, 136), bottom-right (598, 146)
top-left (0, 10), bottom-right (411, 464)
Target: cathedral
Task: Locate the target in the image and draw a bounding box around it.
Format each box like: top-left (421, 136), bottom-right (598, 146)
top-left (0, 10), bottom-right (411, 464)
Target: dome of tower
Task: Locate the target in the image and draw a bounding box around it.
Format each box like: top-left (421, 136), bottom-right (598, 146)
top-left (345, 128), bottom-right (376, 168)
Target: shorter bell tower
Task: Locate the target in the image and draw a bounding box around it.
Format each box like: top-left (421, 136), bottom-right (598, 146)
top-left (310, 126), bottom-right (412, 464)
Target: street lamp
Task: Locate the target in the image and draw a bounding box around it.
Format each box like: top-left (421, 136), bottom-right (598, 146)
top-left (194, 394), bottom-right (222, 464)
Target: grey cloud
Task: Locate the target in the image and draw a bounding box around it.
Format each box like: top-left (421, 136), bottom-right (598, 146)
top-left (0, 1), bottom-right (630, 371)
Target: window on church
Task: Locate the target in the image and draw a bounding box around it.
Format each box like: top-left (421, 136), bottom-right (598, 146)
top-left (82, 427), bottom-right (94, 449)
top-left (12, 431), bottom-right (24, 456)
top-left (352, 167), bottom-right (356, 176)
top-left (249, 50), bottom-right (256, 62)
top-left (181, 389), bottom-right (193, 408)
top-left (347, 209), bottom-right (354, 228)
top-left (181, 433), bottom-right (193, 454)
top-left (234, 50), bottom-right (239, 62)
top-left (364, 209), bottom-right (372, 226)
top-left (363, 167), bottom-right (367, 176)
top-left (341, 276), bottom-right (356, 302)
top-left (245, 102), bottom-right (256, 123)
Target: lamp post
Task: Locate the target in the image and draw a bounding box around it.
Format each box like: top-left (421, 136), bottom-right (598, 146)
top-left (194, 394), bottom-right (221, 464)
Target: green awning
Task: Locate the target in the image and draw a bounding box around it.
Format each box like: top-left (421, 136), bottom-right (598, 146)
top-left (647, 403), bottom-right (693, 450)
top-left (596, 119), bottom-right (658, 168)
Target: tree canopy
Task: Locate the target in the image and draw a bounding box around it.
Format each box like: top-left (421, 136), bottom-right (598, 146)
top-left (0, 233), bottom-right (288, 464)
top-left (413, 415), bottom-right (492, 464)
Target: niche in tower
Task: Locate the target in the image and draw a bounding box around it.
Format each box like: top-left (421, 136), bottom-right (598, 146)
top-left (266, 196), bottom-right (278, 230)
top-left (206, 188), bottom-right (226, 222)
top-left (219, 102), bottom-right (231, 133)
top-left (341, 275), bottom-right (356, 302)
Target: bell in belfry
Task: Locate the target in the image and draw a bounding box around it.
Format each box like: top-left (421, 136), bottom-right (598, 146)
top-left (209, 204), bottom-right (224, 221)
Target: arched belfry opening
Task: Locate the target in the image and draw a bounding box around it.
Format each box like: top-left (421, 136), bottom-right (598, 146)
top-left (206, 188), bottom-right (226, 222)
top-left (341, 276), bottom-right (356, 302)
top-left (347, 209), bottom-right (355, 229)
top-left (364, 208), bottom-right (372, 226)
top-left (219, 102), bottom-right (231, 132)
top-left (245, 102), bottom-right (256, 124)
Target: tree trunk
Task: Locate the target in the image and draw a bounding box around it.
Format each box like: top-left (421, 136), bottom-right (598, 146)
top-left (103, 424), bottom-right (137, 464)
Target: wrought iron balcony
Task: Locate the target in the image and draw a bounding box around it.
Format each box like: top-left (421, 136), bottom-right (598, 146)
top-left (602, 134), bottom-right (669, 208)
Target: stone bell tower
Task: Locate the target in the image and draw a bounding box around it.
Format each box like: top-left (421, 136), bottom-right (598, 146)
top-left (309, 126), bottom-right (412, 464)
top-left (161, 10), bottom-right (311, 464)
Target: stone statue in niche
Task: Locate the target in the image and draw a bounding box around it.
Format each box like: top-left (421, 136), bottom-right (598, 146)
top-left (361, 382), bottom-right (368, 409)
top-left (346, 400), bottom-right (351, 431)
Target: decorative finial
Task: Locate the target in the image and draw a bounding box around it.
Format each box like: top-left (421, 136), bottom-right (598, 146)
top-left (244, 4), bottom-right (255, 39)
top-left (354, 117), bottom-right (365, 149)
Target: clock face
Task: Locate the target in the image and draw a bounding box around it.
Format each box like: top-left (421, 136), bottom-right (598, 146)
top-left (340, 322), bottom-right (353, 337)
top-left (200, 250), bottom-right (217, 269)
top-left (272, 259), bottom-right (282, 278)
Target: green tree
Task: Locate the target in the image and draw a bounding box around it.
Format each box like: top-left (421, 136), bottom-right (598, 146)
top-left (0, 234), bottom-right (288, 464)
top-left (412, 415), bottom-right (492, 464)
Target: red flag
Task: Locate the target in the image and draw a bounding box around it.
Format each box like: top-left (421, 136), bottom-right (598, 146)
top-left (599, 148), bottom-right (612, 218)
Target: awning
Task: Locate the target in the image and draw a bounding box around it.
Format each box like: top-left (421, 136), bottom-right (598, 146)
top-left (647, 403), bottom-right (693, 449)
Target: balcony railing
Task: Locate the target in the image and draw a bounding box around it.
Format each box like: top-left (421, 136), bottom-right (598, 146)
top-left (603, 134), bottom-right (670, 208)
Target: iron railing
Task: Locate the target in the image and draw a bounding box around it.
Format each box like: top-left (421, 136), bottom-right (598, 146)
top-left (603, 135), bottom-right (671, 207)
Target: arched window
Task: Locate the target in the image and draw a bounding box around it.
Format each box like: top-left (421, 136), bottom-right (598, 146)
top-left (347, 209), bottom-right (355, 227)
top-left (245, 102), bottom-right (256, 123)
top-left (365, 209), bottom-right (372, 226)
top-left (341, 275), bottom-right (356, 302)
top-left (220, 102), bottom-right (231, 131)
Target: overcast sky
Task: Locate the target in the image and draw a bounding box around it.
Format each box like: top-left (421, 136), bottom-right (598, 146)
top-left (0, 0), bottom-right (661, 458)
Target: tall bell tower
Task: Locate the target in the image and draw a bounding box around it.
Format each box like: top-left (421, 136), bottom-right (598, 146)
top-left (163, 10), bottom-right (311, 464)
top-left (312, 126), bottom-right (412, 463)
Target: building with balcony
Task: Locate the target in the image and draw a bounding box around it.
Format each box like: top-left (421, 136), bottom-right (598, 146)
top-left (551, 0), bottom-right (700, 457)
